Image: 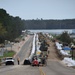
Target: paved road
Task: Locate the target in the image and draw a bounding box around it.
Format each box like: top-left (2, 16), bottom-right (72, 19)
top-left (40, 60), bottom-right (75, 75)
top-left (0, 60), bottom-right (75, 75)
top-left (0, 65), bottom-right (40, 75)
top-left (14, 35), bottom-right (33, 65)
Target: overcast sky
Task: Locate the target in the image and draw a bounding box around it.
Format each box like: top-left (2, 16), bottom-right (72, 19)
top-left (0, 0), bottom-right (75, 20)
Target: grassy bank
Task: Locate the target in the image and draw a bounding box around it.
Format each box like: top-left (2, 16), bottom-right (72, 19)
top-left (0, 51), bottom-right (15, 59)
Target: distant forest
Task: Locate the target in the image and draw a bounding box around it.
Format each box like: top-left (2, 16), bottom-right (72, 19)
top-left (25, 19), bottom-right (75, 29)
top-left (0, 9), bottom-right (75, 43)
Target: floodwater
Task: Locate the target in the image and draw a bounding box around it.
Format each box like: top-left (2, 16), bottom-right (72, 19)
top-left (29, 29), bottom-right (74, 34)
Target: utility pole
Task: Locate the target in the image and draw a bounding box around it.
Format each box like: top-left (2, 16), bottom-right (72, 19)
top-left (71, 47), bottom-right (75, 59)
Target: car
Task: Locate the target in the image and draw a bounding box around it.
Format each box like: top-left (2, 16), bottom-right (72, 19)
top-left (5, 57), bottom-right (14, 65)
top-left (23, 58), bottom-right (31, 65)
top-left (31, 59), bottom-right (39, 67)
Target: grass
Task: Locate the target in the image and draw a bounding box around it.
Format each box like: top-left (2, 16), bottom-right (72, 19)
top-left (0, 51), bottom-right (15, 59)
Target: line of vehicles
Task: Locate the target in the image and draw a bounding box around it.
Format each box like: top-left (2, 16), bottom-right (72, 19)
top-left (24, 33), bottom-right (49, 66)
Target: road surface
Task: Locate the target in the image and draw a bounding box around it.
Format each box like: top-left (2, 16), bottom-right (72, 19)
top-left (40, 59), bottom-right (75, 75)
top-left (0, 65), bottom-right (40, 75)
top-left (0, 60), bottom-right (75, 75)
top-left (0, 35), bottom-right (75, 75)
top-left (14, 35), bottom-right (33, 65)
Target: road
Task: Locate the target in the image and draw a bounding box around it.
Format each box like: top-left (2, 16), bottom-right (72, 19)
top-left (0, 35), bottom-right (75, 75)
top-left (40, 60), bottom-right (75, 75)
top-left (41, 38), bottom-right (75, 75)
top-left (14, 35), bottom-right (33, 65)
top-left (0, 65), bottom-right (40, 75)
top-left (0, 60), bottom-right (75, 75)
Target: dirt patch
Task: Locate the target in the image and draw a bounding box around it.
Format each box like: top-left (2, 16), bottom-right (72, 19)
top-left (47, 40), bottom-right (61, 61)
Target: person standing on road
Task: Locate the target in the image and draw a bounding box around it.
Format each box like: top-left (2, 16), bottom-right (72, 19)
top-left (17, 56), bottom-right (20, 65)
top-left (48, 50), bottom-right (50, 54)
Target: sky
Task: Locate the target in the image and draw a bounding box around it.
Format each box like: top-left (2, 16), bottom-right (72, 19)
top-left (0, 0), bottom-right (75, 20)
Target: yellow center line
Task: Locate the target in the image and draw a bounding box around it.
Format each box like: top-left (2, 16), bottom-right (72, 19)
top-left (39, 67), bottom-right (46, 75)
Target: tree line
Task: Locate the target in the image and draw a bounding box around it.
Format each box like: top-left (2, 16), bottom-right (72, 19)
top-left (0, 9), bottom-right (25, 43)
top-left (25, 19), bottom-right (75, 29)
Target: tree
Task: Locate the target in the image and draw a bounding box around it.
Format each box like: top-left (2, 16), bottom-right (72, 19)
top-left (0, 9), bottom-right (26, 42)
top-left (0, 23), bottom-right (7, 43)
top-left (0, 23), bottom-right (6, 36)
top-left (59, 31), bottom-right (72, 44)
